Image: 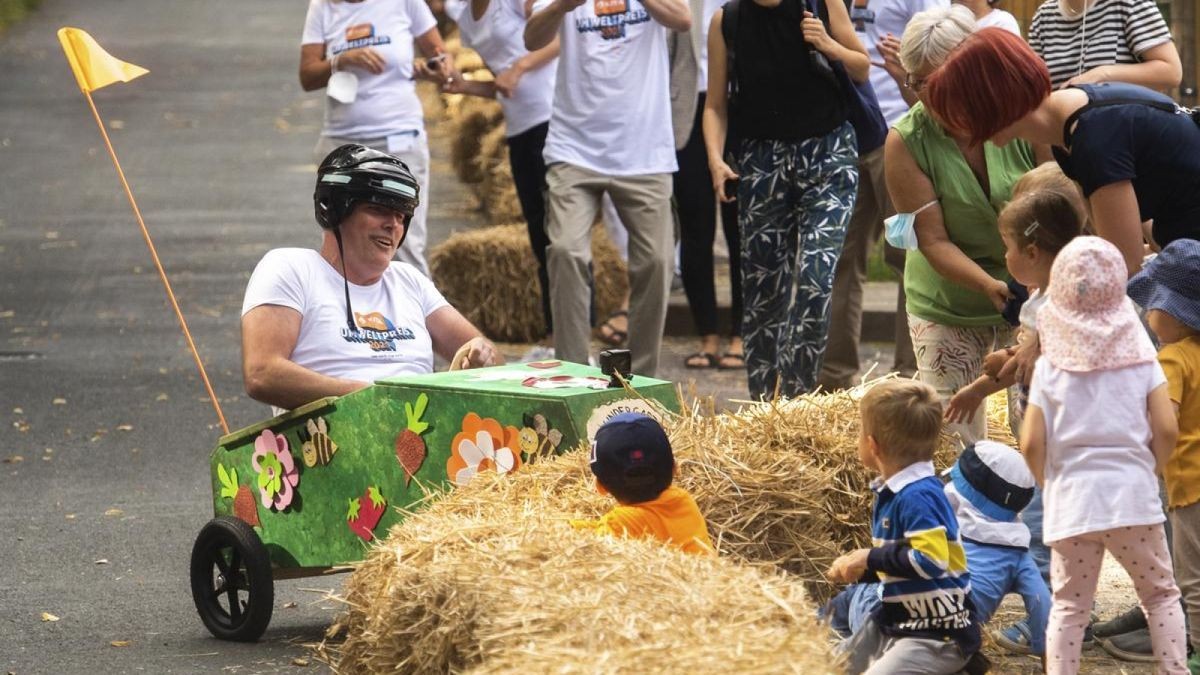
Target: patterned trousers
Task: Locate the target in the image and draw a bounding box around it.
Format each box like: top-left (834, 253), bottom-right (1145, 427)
top-left (907, 316), bottom-right (1014, 446)
top-left (738, 123), bottom-right (858, 399)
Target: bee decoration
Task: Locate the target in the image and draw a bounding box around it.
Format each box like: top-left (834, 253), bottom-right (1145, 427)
top-left (519, 412), bottom-right (563, 463)
top-left (300, 416), bottom-right (338, 468)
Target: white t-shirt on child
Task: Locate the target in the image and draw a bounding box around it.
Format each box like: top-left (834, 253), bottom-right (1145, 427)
top-left (302, 0), bottom-right (438, 139)
top-left (532, 0), bottom-right (677, 175)
top-left (1028, 358), bottom-right (1168, 544)
top-left (1019, 288), bottom-right (1047, 335)
top-left (242, 248), bottom-right (449, 386)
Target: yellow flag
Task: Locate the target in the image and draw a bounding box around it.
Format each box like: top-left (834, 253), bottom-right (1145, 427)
top-left (57, 27), bottom-right (148, 94)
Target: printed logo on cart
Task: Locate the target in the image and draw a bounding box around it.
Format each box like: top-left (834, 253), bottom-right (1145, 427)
top-left (343, 311), bottom-right (415, 352)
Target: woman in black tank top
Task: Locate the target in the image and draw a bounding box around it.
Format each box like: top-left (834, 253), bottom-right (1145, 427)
top-left (701, 0), bottom-right (868, 398)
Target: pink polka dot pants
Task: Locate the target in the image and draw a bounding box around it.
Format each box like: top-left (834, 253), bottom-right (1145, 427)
top-left (1047, 524), bottom-right (1187, 674)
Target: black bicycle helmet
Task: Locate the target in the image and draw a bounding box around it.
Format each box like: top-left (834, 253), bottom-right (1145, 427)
top-left (312, 144), bottom-right (421, 333)
top-left (314, 143), bottom-right (420, 232)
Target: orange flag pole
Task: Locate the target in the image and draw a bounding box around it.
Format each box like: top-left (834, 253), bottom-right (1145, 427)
top-left (61, 28), bottom-right (229, 435)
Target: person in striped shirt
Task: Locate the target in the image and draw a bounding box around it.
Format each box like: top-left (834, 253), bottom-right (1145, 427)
top-left (1028, 0), bottom-right (1181, 90)
top-left (828, 380), bottom-right (981, 674)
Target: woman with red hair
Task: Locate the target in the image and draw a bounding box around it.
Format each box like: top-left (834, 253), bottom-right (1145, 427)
top-left (885, 7), bottom-right (1034, 447)
top-left (924, 27), bottom-right (1200, 277)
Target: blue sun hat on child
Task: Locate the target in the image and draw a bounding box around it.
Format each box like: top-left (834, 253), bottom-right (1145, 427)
top-left (946, 441), bottom-right (1036, 548)
top-left (1127, 239), bottom-right (1200, 332)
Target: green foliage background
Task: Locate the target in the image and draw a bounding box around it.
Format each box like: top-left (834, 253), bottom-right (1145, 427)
top-left (0, 0), bottom-right (37, 31)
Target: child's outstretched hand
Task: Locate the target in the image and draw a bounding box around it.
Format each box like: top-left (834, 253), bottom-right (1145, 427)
top-left (945, 385), bottom-right (985, 424)
top-left (982, 347), bottom-right (1013, 380)
top-left (827, 548), bottom-right (870, 584)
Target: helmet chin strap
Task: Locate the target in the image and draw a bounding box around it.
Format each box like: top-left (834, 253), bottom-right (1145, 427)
top-left (331, 226), bottom-right (357, 333)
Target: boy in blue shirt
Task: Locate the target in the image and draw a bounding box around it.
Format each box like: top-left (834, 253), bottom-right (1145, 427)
top-left (827, 380), bottom-right (981, 674)
top-left (825, 440), bottom-right (1051, 662)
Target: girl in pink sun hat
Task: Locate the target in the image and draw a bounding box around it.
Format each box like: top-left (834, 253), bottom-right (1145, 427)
top-left (1023, 235), bottom-right (1186, 675)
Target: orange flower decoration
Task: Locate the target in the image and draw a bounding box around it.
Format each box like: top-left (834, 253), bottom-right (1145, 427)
top-left (447, 413), bottom-right (522, 486)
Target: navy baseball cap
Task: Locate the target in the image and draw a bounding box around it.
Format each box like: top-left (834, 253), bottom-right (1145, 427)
top-left (590, 413), bottom-right (674, 504)
top-left (1128, 239), bottom-right (1200, 333)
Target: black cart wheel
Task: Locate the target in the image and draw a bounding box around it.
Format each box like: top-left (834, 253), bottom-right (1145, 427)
top-left (190, 516), bottom-right (274, 641)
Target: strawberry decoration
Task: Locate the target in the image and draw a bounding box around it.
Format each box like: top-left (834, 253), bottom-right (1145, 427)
top-left (347, 486), bottom-right (387, 542)
top-left (394, 393), bottom-right (429, 485)
top-left (217, 464), bottom-right (260, 528)
top-left (233, 486), bottom-right (260, 528)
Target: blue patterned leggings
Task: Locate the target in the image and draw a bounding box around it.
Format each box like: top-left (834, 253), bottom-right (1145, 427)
top-left (738, 123), bottom-right (858, 399)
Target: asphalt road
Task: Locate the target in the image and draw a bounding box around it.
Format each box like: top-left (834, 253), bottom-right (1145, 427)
top-left (0, 1), bottom-right (912, 672)
top-left (0, 1), bottom-right (450, 671)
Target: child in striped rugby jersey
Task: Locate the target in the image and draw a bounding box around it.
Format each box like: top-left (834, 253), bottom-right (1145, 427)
top-left (828, 380), bottom-right (980, 674)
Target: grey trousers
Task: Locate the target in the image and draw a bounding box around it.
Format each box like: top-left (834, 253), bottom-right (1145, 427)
top-left (818, 145), bottom-right (916, 389)
top-left (844, 617), bottom-right (970, 675)
top-left (545, 162), bottom-right (673, 377)
top-left (314, 132), bottom-right (431, 277)
top-left (1171, 500), bottom-right (1200, 649)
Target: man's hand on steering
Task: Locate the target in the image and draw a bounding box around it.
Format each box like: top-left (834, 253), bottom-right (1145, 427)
top-left (449, 336), bottom-right (502, 371)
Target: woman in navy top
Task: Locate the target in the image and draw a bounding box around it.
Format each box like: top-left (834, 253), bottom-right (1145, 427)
top-left (922, 28), bottom-right (1200, 276)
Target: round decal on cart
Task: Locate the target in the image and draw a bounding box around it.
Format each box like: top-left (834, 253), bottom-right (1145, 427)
top-left (585, 399), bottom-right (664, 444)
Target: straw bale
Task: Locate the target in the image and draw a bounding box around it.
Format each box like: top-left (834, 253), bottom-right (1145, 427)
top-left (444, 33), bottom-right (488, 76)
top-left (482, 159), bottom-right (522, 224)
top-left (667, 384), bottom-right (960, 602)
top-left (474, 123), bottom-right (509, 198)
top-left (986, 390), bottom-right (1017, 447)
top-left (319, 381), bottom-right (1001, 670)
top-left (429, 223), bottom-right (628, 342)
top-left (474, 126), bottom-right (522, 223)
top-left (448, 98), bottom-right (504, 184)
top-left (321, 454), bottom-right (839, 674)
top-left (453, 48), bottom-right (486, 74)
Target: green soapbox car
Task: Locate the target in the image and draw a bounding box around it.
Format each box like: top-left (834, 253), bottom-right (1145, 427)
top-left (189, 358), bottom-right (680, 641)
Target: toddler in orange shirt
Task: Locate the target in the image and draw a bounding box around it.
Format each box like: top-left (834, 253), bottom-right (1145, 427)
top-left (571, 412), bottom-right (714, 556)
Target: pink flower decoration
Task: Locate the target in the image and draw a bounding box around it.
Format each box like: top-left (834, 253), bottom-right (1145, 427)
top-left (252, 429), bottom-right (300, 511)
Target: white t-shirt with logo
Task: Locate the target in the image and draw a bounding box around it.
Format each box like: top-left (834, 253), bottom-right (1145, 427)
top-left (852, 0), bottom-right (948, 127)
top-left (242, 248), bottom-right (449, 385)
top-left (302, 0), bottom-right (438, 139)
top-left (448, 0), bottom-right (557, 137)
top-left (533, 0), bottom-right (677, 175)
top-left (1028, 358), bottom-right (1168, 543)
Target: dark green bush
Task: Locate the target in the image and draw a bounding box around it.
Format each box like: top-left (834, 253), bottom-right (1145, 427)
top-left (0, 0), bottom-right (39, 30)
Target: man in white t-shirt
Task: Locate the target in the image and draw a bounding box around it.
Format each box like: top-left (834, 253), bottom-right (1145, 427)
top-left (525, 0), bottom-right (691, 377)
top-left (242, 145), bottom-right (499, 412)
top-left (299, 0), bottom-right (454, 278)
top-left (819, 0), bottom-right (944, 391)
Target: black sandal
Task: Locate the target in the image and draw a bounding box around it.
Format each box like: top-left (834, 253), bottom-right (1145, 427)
top-left (598, 310), bottom-right (628, 346)
top-left (684, 352), bottom-right (719, 369)
top-left (717, 352), bottom-right (745, 370)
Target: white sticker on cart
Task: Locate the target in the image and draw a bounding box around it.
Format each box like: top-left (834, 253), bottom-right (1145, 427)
top-left (585, 399), bottom-right (664, 444)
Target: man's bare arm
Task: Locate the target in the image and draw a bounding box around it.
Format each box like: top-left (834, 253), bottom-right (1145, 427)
top-left (242, 304), bottom-right (368, 410)
top-left (526, 0), bottom-right (581, 51)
